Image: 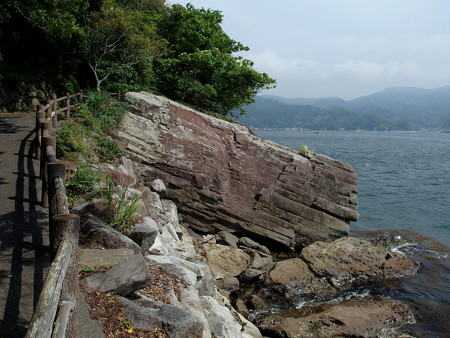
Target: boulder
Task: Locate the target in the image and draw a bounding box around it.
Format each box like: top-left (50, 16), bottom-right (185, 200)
top-left (81, 214), bottom-right (141, 254)
top-left (146, 255), bottom-right (215, 297)
top-left (201, 296), bottom-right (244, 338)
top-left (78, 248), bottom-right (135, 268)
top-left (242, 249), bottom-right (273, 270)
top-left (149, 222), bottom-right (197, 259)
top-left (215, 276), bottom-right (240, 292)
top-left (239, 237), bottom-right (271, 255)
top-left (120, 297), bottom-right (204, 338)
top-left (248, 295), bottom-right (269, 311)
top-left (129, 217), bottom-right (159, 252)
top-left (258, 296), bottom-right (415, 338)
top-left (239, 268), bottom-right (266, 283)
top-left (80, 254), bottom-right (152, 295)
top-left (201, 243), bottom-right (251, 278)
top-left (263, 258), bottom-right (334, 295)
top-left (300, 237), bottom-right (420, 288)
top-left (216, 231), bottom-right (239, 248)
top-left (117, 92), bottom-right (359, 250)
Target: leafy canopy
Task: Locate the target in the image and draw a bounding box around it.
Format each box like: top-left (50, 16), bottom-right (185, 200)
top-left (154, 4), bottom-right (276, 115)
top-left (0, 1), bottom-right (275, 116)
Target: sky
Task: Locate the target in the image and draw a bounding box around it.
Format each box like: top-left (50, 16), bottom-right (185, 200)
top-left (171, 0), bottom-right (450, 100)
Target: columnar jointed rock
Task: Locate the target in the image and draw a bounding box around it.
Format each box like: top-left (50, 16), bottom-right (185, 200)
top-left (117, 92), bottom-right (359, 249)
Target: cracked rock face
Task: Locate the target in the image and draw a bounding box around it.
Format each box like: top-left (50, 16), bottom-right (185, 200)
top-left (117, 92), bottom-right (359, 250)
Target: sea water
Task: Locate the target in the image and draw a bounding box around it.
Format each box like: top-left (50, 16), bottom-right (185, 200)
top-left (256, 130), bottom-right (450, 336)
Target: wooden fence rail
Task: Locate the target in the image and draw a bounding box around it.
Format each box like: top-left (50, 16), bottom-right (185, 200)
top-left (26, 92), bottom-right (82, 338)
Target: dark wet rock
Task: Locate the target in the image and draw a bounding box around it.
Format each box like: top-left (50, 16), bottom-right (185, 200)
top-left (235, 299), bottom-right (249, 318)
top-left (301, 237), bottom-right (420, 288)
top-left (120, 297), bottom-right (204, 338)
top-left (248, 295), bottom-right (269, 311)
top-left (80, 254), bottom-right (152, 295)
top-left (258, 296), bottom-right (416, 338)
top-left (239, 268), bottom-right (266, 283)
top-left (117, 92), bottom-right (359, 250)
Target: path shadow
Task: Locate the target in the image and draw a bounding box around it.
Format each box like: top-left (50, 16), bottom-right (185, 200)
top-left (0, 128), bottom-right (49, 337)
top-left (0, 117), bottom-right (26, 134)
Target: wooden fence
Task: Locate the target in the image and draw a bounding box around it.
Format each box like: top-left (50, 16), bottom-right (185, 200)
top-left (26, 92), bottom-right (83, 338)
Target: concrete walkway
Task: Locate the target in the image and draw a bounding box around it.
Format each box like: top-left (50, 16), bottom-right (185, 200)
top-left (0, 112), bottom-right (49, 337)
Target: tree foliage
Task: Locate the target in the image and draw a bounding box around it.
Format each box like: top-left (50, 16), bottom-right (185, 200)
top-left (154, 4), bottom-right (276, 115)
top-left (0, 1), bottom-right (275, 116)
top-left (81, 0), bottom-right (167, 92)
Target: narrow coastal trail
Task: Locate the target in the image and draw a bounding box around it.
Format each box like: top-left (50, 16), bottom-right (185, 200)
top-left (0, 112), bottom-right (49, 337)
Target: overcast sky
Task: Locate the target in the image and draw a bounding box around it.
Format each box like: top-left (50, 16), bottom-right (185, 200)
top-left (172, 0), bottom-right (450, 100)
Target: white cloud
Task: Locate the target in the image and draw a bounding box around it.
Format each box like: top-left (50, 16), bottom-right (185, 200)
top-left (248, 49), bottom-right (328, 80)
top-left (333, 60), bottom-right (424, 79)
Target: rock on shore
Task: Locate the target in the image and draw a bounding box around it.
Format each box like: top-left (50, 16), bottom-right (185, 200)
top-left (258, 296), bottom-right (416, 338)
top-left (116, 92), bottom-right (359, 250)
top-left (77, 157), bottom-right (418, 338)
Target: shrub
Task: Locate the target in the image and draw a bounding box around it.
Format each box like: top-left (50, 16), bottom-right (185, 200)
top-left (84, 91), bottom-right (126, 132)
top-left (54, 119), bottom-right (89, 159)
top-left (66, 165), bottom-right (100, 199)
top-left (94, 136), bottom-right (122, 163)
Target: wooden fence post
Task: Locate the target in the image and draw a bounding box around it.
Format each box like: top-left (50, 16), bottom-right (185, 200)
top-left (66, 92), bottom-right (71, 119)
top-left (39, 122), bottom-right (50, 179)
top-left (47, 162), bottom-right (68, 254)
top-left (40, 139), bottom-right (49, 208)
top-left (50, 214), bottom-right (80, 338)
top-left (35, 107), bottom-right (44, 159)
top-left (25, 240), bottom-right (73, 338)
top-left (40, 135), bottom-right (55, 207)
top-left (51, 94), bottom-right (58, 128)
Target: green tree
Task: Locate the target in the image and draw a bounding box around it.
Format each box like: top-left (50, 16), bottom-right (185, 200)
top-left (80, 0), bottom-right (167, 92)
top-left (1, 0), bottom-right (88, 39)
top-left (154, 4), bottom-right (275, 115)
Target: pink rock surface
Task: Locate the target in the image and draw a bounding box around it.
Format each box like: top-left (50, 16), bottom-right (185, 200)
top-left (117, 92), bottom-right (359, 250)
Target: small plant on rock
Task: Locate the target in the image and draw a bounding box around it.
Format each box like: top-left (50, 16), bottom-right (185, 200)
top-left (299, 144), bottom-right (309, 156)
top-left (109, 185), bottom-right (142, 234)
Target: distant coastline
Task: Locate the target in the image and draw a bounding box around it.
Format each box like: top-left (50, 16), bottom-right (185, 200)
top-left (238, 86), bottom-right (450, 131)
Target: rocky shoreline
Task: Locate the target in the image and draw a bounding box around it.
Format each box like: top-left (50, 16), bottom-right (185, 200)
top-left (74, 157), bottom-right (420, 337)
top-left (70, 92), bottom-right (429, 337)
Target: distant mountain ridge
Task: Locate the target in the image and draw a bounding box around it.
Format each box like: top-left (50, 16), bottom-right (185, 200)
top-left (237, 86), bottom-right (450, 130)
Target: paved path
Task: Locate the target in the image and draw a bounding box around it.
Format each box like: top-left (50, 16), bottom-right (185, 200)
top-left (0, 112), bottom-right (49, 337)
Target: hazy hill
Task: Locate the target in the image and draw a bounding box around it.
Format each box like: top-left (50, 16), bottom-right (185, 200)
top-left (244, 86), bottom-right (450, 130)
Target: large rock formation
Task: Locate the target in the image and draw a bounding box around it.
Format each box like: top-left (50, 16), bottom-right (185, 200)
top-left (116, 92), bottom-right (358, 250)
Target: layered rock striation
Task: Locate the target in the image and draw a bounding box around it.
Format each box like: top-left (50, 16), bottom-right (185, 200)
top-left (116, 92), bottom-right (359, 250)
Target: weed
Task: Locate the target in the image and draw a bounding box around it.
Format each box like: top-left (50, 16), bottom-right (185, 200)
top-left (66, 165), bottom-right (101, 199)
top-left (94, 135), bottom-right (122, 162)
top-left (109, 185), bottom-right (142, 234)
top-left (81, 266), bottom-right (96, 273)
top-left (93, 177), bottom-right (143, 234)
top-left (54, 119), bottom-right (89, 159)
top-left (299, 144), bottom-right (309, 155)
top-left (84, 91), bottom-right (126, 132)
top-left (299, 144), bottom-right (315, 156)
